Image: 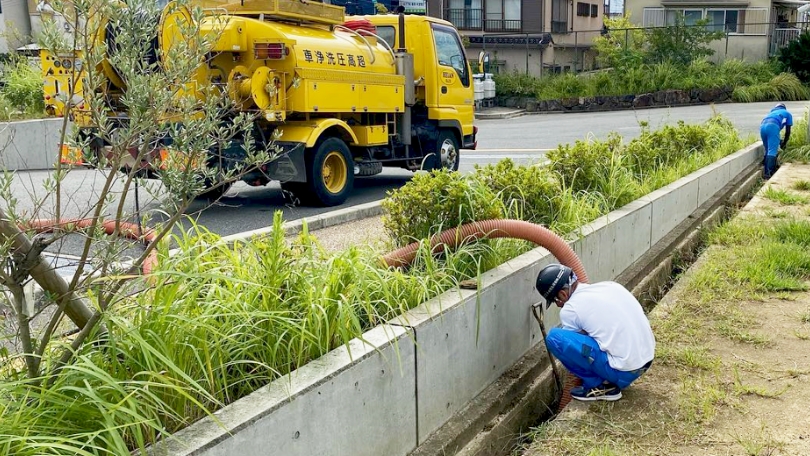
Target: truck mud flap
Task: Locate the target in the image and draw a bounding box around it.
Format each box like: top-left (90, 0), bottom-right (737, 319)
top-left (266, 141), bottom-right (307, 183)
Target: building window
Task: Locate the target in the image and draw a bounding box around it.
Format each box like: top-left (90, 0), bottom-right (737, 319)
top-left (707, 9), bottom-right (740, 33)
top-left (445, 0), bottom-right (483, 30)
top-left (485, 0), bottom-right (522, 31)
top-left (591, 4), bottom-right (598, 17)
top-left (666, 9), bottom-right (704, 26)
top-left (643, 7), bottom-right (768, 35)
top-left (577, 2), bottom-right (589, 16)
top-left (552, 0), bottom-right (569, 33)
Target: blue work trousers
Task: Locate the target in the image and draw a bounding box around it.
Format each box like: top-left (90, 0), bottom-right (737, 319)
top-left (760, 121), bottom-right (781, 179)
top-left (546, 327), bottom-right (650, 390)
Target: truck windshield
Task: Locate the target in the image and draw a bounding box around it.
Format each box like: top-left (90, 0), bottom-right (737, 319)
top-left (431, 24), bottom-right (469, 87)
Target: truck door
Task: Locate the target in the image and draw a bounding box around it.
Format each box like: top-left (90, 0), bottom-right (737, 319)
top-left (430, 24), bottom-right (475, 138)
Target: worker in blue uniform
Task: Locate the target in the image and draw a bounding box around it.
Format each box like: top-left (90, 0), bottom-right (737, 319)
top-left (760, 103), bottom-right (792, 180)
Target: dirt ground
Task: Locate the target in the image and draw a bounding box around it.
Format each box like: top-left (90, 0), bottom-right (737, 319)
top-left (521, 163), bottom-right (810, 456)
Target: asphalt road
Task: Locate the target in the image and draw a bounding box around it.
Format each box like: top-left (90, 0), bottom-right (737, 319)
top-left (7, 100), bottom-right (809, 246)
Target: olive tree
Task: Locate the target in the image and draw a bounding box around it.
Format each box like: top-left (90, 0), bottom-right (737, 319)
top-left (0, 0), bottom-right (273, 380)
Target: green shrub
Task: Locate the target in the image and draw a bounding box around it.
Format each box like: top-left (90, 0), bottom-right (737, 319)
top-left (769, 72), bottom-right (809, 100)
top-left (624, 121), bottom-right (708, 173)
top-left (546, 132), bottom-right (626, 192)
top-left (644, 15), bottom-right (725, 66)
top-left (536, 72), bottom-right (591, 99)
top-left (592, 15), bottom-right (646, 68)
top-left (381, 169), bottom-right (505, 247)
top-left (474, 158), bottom-right (561, 225)
top-left (732, 73), bottom-right (808, 103)
top-left (497, 54), bottom-right (795, 102)
top-left (781, 109), bottom-right (810, 163)
top-left (778, 31), bottom-right (810, 84)
top-left (1, 59), bottom-right (44, 114)
top-left (493, 71), bottom-right (540, 97)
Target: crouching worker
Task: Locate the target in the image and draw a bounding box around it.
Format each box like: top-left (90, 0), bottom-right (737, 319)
top-left (760, 103), bottom-right (793, 180)
top-left (535, 264), bottom-right (655, 401)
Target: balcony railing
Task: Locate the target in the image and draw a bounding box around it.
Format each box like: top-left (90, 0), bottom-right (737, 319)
top-left (443, 8), bottom-right (522, 32)
top-left (485, 19), bottom-right (522, 32)
top-left (769, 22), bottom-right (809, 56)
top-left (444, 8), bottom-right (483, 30)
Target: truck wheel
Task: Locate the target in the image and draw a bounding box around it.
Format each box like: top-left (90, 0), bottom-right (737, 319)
top-left (305, 137), bottom-right (354, 206)
top-left (423, 130), bottom-right (460, 172)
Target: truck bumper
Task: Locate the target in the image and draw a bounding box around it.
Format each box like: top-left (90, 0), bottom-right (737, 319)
top-left (463, 125), bottom-right (478, 150)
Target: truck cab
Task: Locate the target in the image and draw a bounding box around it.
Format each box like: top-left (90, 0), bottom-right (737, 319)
top-left (364, 14), bottom-right (477, 151)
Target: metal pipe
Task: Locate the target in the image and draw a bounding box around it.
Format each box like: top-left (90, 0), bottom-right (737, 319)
top-left (398, 12), bottom-right (406, 51)
top-left (532, 302), bottom-right (563, 393)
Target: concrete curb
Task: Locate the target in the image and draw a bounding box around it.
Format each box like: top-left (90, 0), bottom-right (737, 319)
top-left (474, 109), bottom-right (526, 120)
top-left (166, 200), bottom-right (385, 257)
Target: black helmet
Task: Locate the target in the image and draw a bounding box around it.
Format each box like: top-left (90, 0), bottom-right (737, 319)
top-left (536, 264), bottom-right (576, 308)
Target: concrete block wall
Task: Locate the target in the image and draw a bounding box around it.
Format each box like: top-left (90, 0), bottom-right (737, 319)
top-left (146, 142), bottom-right (764, 456)
top-left (0, 118), bottom-right (65, 171)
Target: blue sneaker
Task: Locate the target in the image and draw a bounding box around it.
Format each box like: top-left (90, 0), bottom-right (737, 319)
top-left (570, 383), bottom-right (622, 401)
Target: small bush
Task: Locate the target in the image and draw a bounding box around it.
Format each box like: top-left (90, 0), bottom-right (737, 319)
top-left (547, 132), bottom-right (625, 192)
top-left (493, 71), bottom-right (540, 97)
top-left (1, 59), bottom-right (44, 114)
top-left (474, 158), bottom-right (561, 225)
top-left (381, 169), bottom-right (505, 247)
top-left (494, 53), bottom-right (799, 104)
top-left (778, 31), bottom-right (810, 84)
top-left (769, 72), bottom-right (809, 101)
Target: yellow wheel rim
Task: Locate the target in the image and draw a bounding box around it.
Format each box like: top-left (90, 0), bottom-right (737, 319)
top-left (322, 151), bottom-right (348, 194)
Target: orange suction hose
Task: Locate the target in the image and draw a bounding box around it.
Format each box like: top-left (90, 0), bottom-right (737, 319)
top-left (382, 219), bottom-right (585, 412)
top-left (20, 218), bottom-right (158, 275)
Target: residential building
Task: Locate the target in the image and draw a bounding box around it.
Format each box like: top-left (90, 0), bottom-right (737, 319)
top-left (426, 0), bottom-right (609, 75)
top-left (625, 0), bottom-right (809, 61)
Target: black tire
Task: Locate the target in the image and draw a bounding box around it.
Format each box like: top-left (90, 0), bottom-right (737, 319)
top-left (423, 129), bottom-right (460, 172)
top-left (303, 137), bottom-right (354, 206)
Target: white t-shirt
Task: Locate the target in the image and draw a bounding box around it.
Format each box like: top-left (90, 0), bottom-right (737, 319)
top-left (558, 281), bottom-right (655, 371)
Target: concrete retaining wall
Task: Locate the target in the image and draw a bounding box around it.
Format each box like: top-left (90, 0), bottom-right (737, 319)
top-left (0, 118), bottom-right (65, 171)
top-left (146, 142), bottom-right (764, 456)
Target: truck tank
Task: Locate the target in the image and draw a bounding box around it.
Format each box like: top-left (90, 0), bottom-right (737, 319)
top-left (195, 14), bottom-right (403, 117)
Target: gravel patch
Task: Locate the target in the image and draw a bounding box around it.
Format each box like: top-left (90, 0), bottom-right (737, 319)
top-left (290, 215), bottom-right (392, 254)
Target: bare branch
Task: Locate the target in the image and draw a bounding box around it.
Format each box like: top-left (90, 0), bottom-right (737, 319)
top-left (0, 207), bottom-right (95, 329)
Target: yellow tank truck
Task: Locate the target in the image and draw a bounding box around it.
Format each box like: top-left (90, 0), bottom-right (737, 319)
top-left (41, 0), bottom-right (477, 206)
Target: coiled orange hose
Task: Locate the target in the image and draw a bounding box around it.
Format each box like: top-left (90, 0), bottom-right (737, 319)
top-left (382, 219), bottom-right (586, 412)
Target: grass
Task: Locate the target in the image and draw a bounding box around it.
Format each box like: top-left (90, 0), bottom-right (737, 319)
top-left (0, 115), bottom-right (754, 455)
top-left (792, 180), bottom-right (810, 191)
top-left (762, 187), bottom-right (810, 205)
top-left (733, 424), bottom-right (785, 456)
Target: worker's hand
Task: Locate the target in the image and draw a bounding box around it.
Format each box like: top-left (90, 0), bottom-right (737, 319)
top-left (780, 140), bottom-right (787, 150)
